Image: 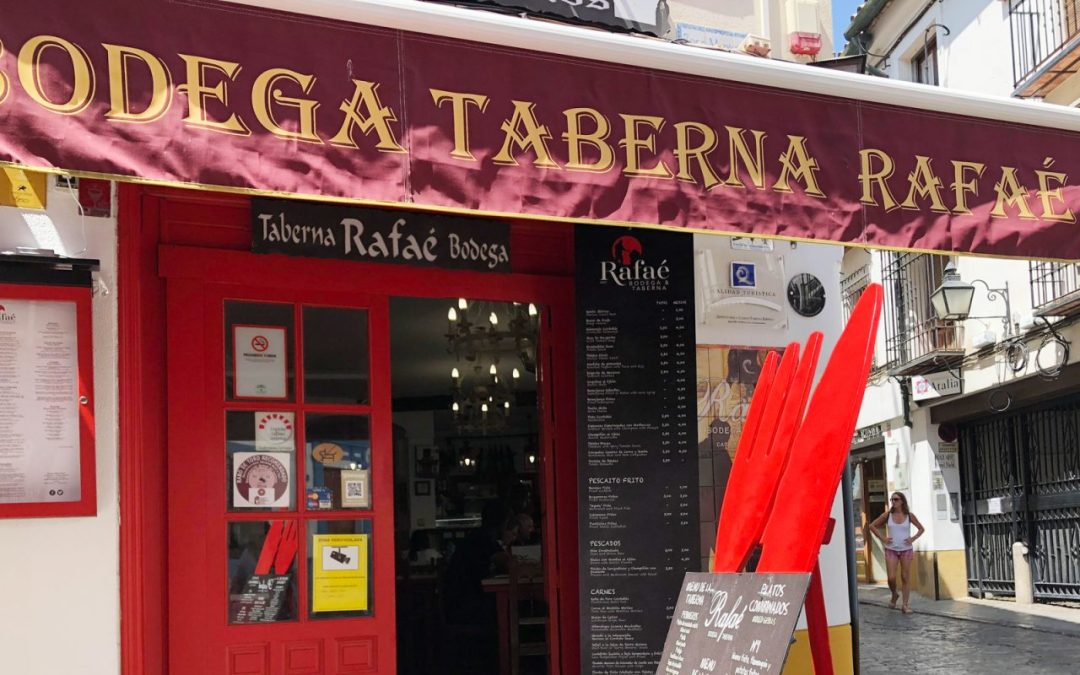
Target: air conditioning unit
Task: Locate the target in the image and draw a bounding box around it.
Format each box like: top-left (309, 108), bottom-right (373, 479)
top-left (739, 34), bottom-right (772, 57)
top-left (790, 32), bottom-right (822, 56)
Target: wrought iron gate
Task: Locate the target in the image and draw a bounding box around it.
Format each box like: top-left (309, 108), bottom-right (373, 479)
top-left (960, 394), bottom-right (1080, 601)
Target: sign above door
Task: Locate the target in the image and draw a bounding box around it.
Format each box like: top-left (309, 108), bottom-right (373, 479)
top-left (252, 198), bottom-right (511, 273)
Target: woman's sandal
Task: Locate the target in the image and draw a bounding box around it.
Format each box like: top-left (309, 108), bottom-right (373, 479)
top-left (901, 606), bottom-right (912, 614)
top-left (888, 594), bottom-right (899, 610)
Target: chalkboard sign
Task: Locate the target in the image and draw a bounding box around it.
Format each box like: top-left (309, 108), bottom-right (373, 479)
top-left (656, 572), bottom-right (810, 675)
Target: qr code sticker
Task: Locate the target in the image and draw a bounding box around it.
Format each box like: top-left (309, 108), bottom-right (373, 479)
top-left (346, 481), bottom-right (364, 498)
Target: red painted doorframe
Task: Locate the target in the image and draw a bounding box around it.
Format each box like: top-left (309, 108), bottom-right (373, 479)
top-left (117, 184), bottom-right (580, 674)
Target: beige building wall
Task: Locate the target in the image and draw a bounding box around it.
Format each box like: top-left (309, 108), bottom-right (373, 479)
top-left (667, 0), bottom-right (834, 61)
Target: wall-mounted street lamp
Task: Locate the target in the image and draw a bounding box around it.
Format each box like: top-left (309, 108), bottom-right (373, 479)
top-left (930, 262), bottom-right (1013, 337)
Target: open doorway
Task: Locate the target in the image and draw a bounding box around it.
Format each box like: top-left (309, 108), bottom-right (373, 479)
top-left (391, 296), bottom-right (548, 675)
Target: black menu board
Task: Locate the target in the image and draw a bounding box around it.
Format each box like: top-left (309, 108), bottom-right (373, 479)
top-left (656, 572), bottom-right (811, 675)
top-left (229, 574), bottom-right (291, 623)
top-left (576, 225), bottom-right (698, 674)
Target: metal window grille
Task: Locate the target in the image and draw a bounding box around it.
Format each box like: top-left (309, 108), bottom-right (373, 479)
top-left (1010, 0), bottom-right (1080, 88)
top-left (1030, 261), bottom-right (1080, 313)
top-left (879, 252), bottom-right (963, 370)
top-left (841, 264), bottom-right (870, 324)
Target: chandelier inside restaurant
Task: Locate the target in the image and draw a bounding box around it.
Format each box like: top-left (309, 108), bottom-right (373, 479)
top-left (445, 298), bottom-right (539, 433)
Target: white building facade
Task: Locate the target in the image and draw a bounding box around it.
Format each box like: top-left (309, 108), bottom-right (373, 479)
top-left (842, 0), bottom-right (1080, 604)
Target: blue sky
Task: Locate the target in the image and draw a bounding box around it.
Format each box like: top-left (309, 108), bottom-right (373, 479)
top-left (832, 0), bottom-right (863, 53)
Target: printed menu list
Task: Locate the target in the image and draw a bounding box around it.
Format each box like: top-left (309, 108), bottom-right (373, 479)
top-left (0, 299), bottom-right (81, 504)
top-left (576, 226), bottom-right (699, 674)
top-left (656, 572), bottom-right (810, 675)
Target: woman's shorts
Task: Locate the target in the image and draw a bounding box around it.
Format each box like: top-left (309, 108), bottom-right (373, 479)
top-left (886, 548), bottom-right (913, 562)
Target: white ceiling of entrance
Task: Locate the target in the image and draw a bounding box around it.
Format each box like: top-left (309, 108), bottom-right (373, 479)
top-left (389, 297), bottom-right (538, 400)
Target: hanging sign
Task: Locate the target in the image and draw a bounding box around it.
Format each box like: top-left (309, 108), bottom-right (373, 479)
top-left (233, 325), bottom-right (287, 399)
top-left (252, 198), bottom-right (511, 272)
top-left (656, 572), bottom-right (810, 675)
top-left (312, 534), bottom-right (370, 613)
top-left (911, 371), bottom-right (962, 401)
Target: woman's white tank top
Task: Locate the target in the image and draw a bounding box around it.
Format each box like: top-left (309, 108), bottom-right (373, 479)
top-left (887, 514), bottom-right (912, 551)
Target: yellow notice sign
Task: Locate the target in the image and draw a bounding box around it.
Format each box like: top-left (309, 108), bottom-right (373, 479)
top-left (312, 534), bottom-right (369, 613)
top-left (0, 168), bottom-right (47, 209)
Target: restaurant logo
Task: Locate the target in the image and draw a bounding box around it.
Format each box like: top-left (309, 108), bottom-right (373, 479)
top-left (601, 235), bottom-right (670, 291)
top-left (611, 235), bottom-right (643, 265)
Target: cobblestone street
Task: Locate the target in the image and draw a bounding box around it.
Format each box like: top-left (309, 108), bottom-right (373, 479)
top-left (859, 603), bottom-right (1080, 674)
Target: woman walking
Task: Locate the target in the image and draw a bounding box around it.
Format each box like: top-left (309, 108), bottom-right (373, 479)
top-left (870, 491), bottom-right (924, 614)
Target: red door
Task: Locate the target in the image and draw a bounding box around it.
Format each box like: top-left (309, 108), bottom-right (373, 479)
top-left (166, 278), bottom-right (396, 675)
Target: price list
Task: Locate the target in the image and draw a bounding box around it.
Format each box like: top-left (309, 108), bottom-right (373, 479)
top-left (576, 226), bottom-right (699, 674)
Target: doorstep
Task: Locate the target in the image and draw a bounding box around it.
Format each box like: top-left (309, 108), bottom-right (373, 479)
top-left (857, 584), bottom-right (1080, 638)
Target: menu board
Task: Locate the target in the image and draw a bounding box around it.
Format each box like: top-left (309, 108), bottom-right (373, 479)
top-left (0, 298), bottom-right (81, 504)
top-left (229, 574), bottom-right (292, 624)
top-left (656, 572), bottom-right (810, 675)
top-left (576, 226), bottom-right (698, 674)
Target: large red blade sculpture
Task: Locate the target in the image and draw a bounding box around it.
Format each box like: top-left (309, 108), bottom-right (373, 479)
top-left (709, 283), bottom-right (883, 673)
top-left (757, 284), bottom-right (883, 570)
top-left (713, 340), bottom-right (802, 573)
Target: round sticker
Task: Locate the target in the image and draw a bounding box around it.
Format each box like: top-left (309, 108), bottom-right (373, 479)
top-left (257, 412), bottom-right (294, 446)
top-left (787, 273), bottom-right (826, 317)
top-left (235, 454), bottom-right (290, 505)
top-left (312, 442), bottom-right (345, 465)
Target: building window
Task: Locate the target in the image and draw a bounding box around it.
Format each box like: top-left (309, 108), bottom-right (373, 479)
top-left (841, 264), bottom-right (870, 323)
top-left (879, 252), bottom-right (963, 372)
top-left (1030, 261), bottom-right (1080, 315)
top-left (912, 38), bottom-right (939, 85)
top-left (841, 262), bottom-right (882, 372)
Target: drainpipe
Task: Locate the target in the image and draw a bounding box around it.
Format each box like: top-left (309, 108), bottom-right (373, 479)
top-left (842, 464), bottom-right (861, 675)
top-left (899, 377), bottom-right (913, 428)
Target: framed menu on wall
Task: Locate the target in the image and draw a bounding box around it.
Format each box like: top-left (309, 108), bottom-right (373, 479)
top-left (0, 282), bottom-right (97, 518)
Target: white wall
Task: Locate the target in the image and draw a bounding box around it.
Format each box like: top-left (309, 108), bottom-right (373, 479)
top-left (887, 413), bottom-right (964, 553)
top-left (0, 177), bottom-right (120, 674)
top-left (868, 0), bottom-right (1013, 96)
top-left (695, 236), bottom-right (851, 627)
top-left (668, 0), bottom-right (833, 60)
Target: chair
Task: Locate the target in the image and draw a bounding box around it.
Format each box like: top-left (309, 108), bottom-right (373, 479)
top-left (506, 559), bottom-right (547, 675)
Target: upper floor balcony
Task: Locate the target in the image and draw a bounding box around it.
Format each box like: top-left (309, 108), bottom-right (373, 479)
top-left (1010, 0), bottom-right (1080, 97)
top-left (880, 252), bottom-right (965, 376)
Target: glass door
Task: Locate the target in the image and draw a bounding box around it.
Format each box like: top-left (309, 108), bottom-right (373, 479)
top-left (167, 281), bottom-right (395, 674)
